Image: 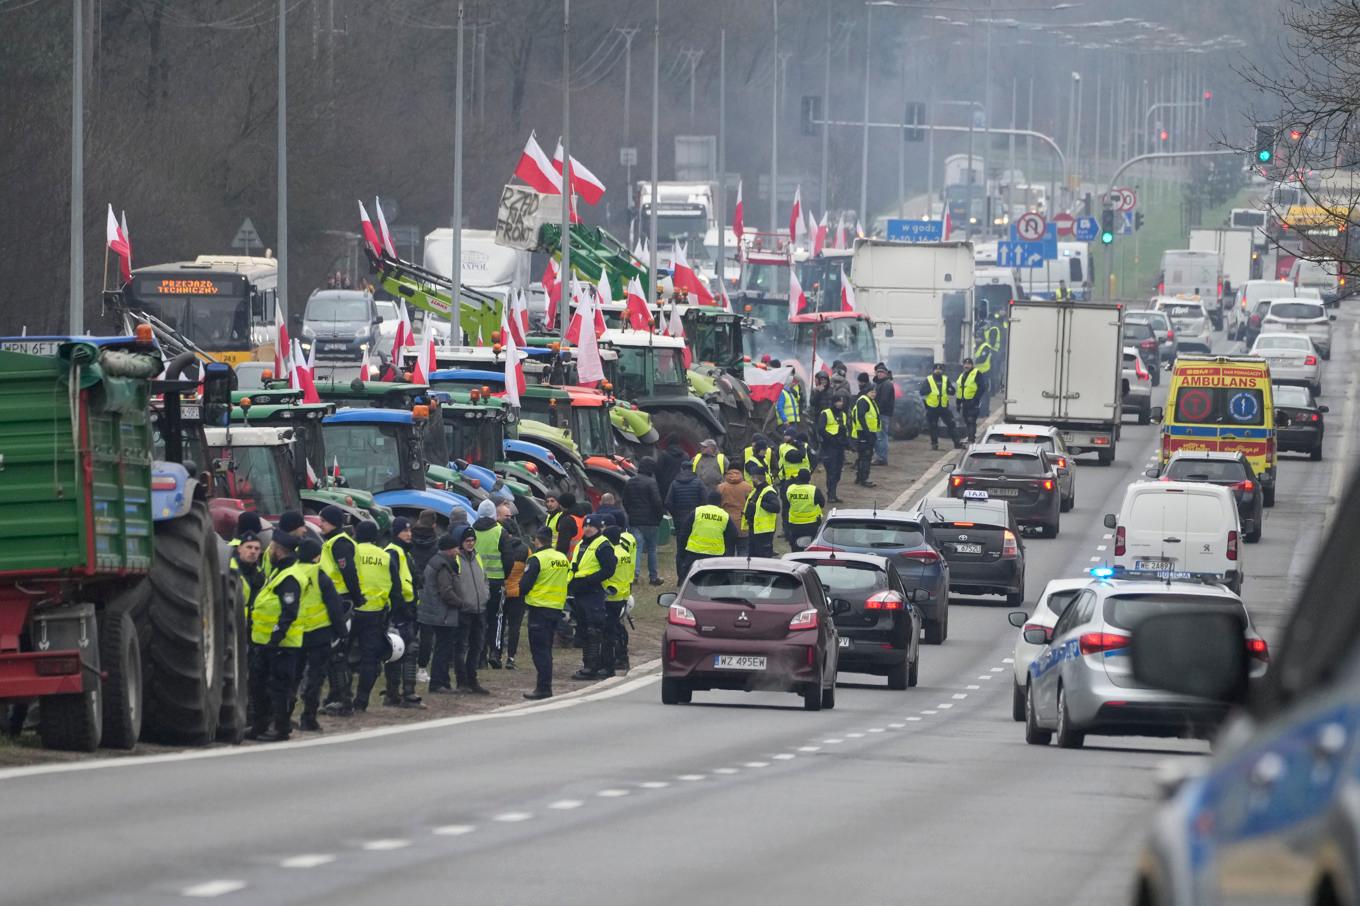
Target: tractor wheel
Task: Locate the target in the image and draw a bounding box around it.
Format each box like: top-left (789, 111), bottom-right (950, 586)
top-left (39, 685), bottom-right (102, 752)
top-left (216, 561), bottom-right (248, 745)
top-left (892, 387), bottom-right (928, 441)
top-left (98, 597), bottom-right (144, 750)
top-left (140, 501), bottom-right (225, 746)
top-left (652, 409), bottom-right (719, 458)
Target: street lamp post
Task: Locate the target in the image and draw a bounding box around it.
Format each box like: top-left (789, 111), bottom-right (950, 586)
top-left (452, 0), bottom-right (464, 317)
top-left (70, 0), bottom-right (83, 333)
top-left (770, 0), bottom-right (779, 232)
top-left (859, 3), bottom-right (872, 224)
top-left (648, 0), bottom-right (659, 299)
top-left (560, 0), bottom-right (572, 338)
top-left (277, 0), bottom-right (289, 326)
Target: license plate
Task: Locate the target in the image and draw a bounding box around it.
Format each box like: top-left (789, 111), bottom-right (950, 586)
top-left (1137, 559), bottom-right (1173, 570)
top-left (838, 637), bottom-right (850, 649)
top-left (953, 543), bottom-right (983, 554)
top-left (0, 340), bottom-right (60, 357)
top-left (989, 487), bottom-right (1019, 497)
top-left (713, 654), bottom-right (766, 670)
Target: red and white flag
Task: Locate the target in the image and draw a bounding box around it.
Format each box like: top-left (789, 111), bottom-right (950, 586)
top-left (664, 302), bottom-right (693, 369)
top-left (812, 212), bottom-right (829, 257)
top-left (840, 267), bottom-right (858, 313)
top-left (813, 351), bottom-right (831, 374)
top-left (804, 209), bottom-right (818, 251)
top-left (374, 197), bottom-right (398, 258)
top-left (552, 141), bottom-right (606, 205)
top-left (732, 179), bottom-right (745, 243)
top-left (515, 132), bottom-right (563, 195)
top-left (543, 259), bottom-right (562, 327)
top-left (834, 212), bottom-right (849, 250)
top-left (788, 185), bottom-right (803, 244)
top-left (742, 363), bottom-right (793, 404)
top-left (670, 241), bottom-right (715, 307)
top-left (410, 317), bottom-right (435, 386)
top-left (788, 269), bottom-right (809, 319)
top-left (624, 276), bottom-right (653, 330)
top-left (331, 455), bottom-right (342, 482)
top-left (718, 281), bottom-right (734, 313)
top-left (574, 289), bottom-right (606, 386)
top-left (290, 339), bottom-right (321, 404)
top-left (596, 273), bottom-right (614, 308)
top-left (305, 458), bottom-right (320, 489)
top-left (507, 289), bottom-right (529, 346)
top-left (273, 305), bottom-right (290, 377)
top-left (942, 209), bottom-right (952, 241)
top-left (358, 200), bottom-right (383, 258)
top-left (383, 301), bottom-right (413, 380)
top-left (632, 237), bottom-right (647, 263)
top-left (565, 280), bottom-right (606, 344)
top-left (106, 204), bottom-right (132, 284)
top-left (501, 307), bottom-right (527, 408)
top-left (359, 345), bottom-right (373, 381)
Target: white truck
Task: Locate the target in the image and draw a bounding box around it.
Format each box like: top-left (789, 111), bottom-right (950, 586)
top-left (423, 228), bottom-right (531, 304)
top-left (635, 181), bottom-right (715, 249)
top-left (850, 239), bottom-right (975, 376)
top-left (1004, 300), bottom-right (1124, 465)
top-left (1189, 228), bottom-right (1254, 289)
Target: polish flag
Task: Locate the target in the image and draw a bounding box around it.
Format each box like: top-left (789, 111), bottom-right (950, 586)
top-left (788, 186), bottom-right (803, 245)
top-left (596, 273), bottom-right (614, 308)
top-left (718, 281), bottom-right (734, 313)
top-left (374, 198), bottom-right (398, 258)
top-left (383, 302), bottom-right (413, 380)
top-left (834, 212), bottom-right (849, 250)
top-left (575, 291), bottom-right (606, 386)
top-left (358, 200), bottom-right (383, 258)
top-left (670, 241), bottom-right (715, 307)
top-left (332, 455), bottom-right (342, 483)
top-left (733, 179), bottom-right (745, 244)
top-left (119, 210), bottom-right (133, 283)
top-left (812, 212), bottom-right (829, 258)
top-left (410, 317), bottom-right (435, 386)
top-left (804, 209), bottom-right (818, 251)
top-left (543, 259), bottom-right (562, 327)
top-left (502, 307), bottom-right (527, 408)
top-left (942, 209), bottom-right (952, 241)
top-left (291, 339), bottom-right (320, 404)
top-left (507, 288), bottom-right (529, 346)
top-left (632, 237), bottom-right (647, 263)
top-left (552, 141), bottom-right (606, 205)
top-left (359, 346), bottom-right (373, 381)
top-left (106, 204), bottom-right (132, 284)
top-left (515, 132), bottom-right (563, 194)
top-left (624, 277), bottom-right (653, 331)
top-left (273, 305), bottom-right (290, 377)
top-left (663, 302), bottom-right (692, 369)
top-left (565, 281), bottom-right (606, 344)
top-left (813, 351), bottom-right (831, 374)
top-left (840, 267), bottom-right (858, 313)
top-left (788, 269), bottom-right (809, 320)
top-left (305, 458), bottom-right (320, 490)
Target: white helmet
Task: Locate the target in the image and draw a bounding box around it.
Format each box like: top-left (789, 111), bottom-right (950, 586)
top-left (383, 629), bottom-right (406, 664)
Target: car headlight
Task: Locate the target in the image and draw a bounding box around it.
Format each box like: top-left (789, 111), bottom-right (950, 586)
top-left (359, 343), bottom-right (369, 352)
top-left (354, 326), bottom-right (369, 339)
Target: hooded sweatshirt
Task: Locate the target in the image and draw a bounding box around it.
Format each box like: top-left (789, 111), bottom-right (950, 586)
top-left (718, 473), bottom-right (753, 535)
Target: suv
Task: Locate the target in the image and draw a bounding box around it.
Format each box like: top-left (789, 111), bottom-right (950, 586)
top-left (945, 444), bottom-right (1062, 538)
top-left (1121, 347), bottom-right (1153, 425)
top-left (1153, 297), bottom-right (1213, 353)
top-left (1124, 310), bottom-right (1175, 377)
top-left (301, 290), bottom-right (384, 363)
top-left (1120, 319), bottom-right (1162, 384)
top-left (805, 509), bottom-right (951, 644)
top-left (979, 423), bottom-right (1076, 511)
top-left (1154, 450), bottom-right (1264, 543)
top-left (1260, 298), bottom-right (1335, 359)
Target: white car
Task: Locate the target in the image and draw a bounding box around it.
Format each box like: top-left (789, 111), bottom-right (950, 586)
top-left (1006, 577), bottom-right (1090, 722)
top-left (1228, 279), bottom-right (1293, 340)
top-left (1105, 480), bottom-right (1243, 593)
top-left (1153, 297), bottom-right (1213, 353)
top-left (1260, 298), bottom-right (1334, 359)
top-left (1250, 332), bottom-right (1322, 396)
top-left (375, 299), bottom-right (401, 346)
top-left (1121, 346), bottom-right (1152, 424)
top-left (978, 423), bottom-right (1077, 511)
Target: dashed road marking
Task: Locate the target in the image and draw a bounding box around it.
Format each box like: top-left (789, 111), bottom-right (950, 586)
top-left (432, 825), bottom-right (476, 836)
top-left (639, 781), bottom-right (670, 789)
top-left (1089, 556), bottom-right (1101, 562)
top-left (181, 880), bottom-right (248, 898)
top-left (361, 839), bottom-right (411, 851)
top-left (548, 800), bottom-right (584, 810)
top-left (846, 732), bottom-right (865, 738)
top-left (823, 738), bottom-right (844, 744)
top-left (937, 703), bottom-right (954, 709)
top-left (888, 722), bottom-right (906, 729)
top-left (979, 674), bottom-right (994, 680)
top-left (907, 716), bottom-right (923, 721)
top-left (991, 667), bottom-right (1004, 672)
top-left (713, 767), bottom-right (739, 775)
top-left (921, 710), bottom-right (938, 715)
top-left (1103, 533), bottom-right (1113, 540)
top-left (597, 789), bottom-right (630, 798)
top-left (1096, 545), bottom-right (1108, 551)
top-left (798, 745), bottom-right (821, 752)
top-left (493, 812), bottom-right (534, 823)
top-left (1002, 658), bottom-right (1015, 664)
top-left (280, 854), bottom-right (335, 869)
top-left (867, 728), bottom-right (885, 733)
top-left (744, 761), bottom-right (770, 769)
top-left (967, 685), bottom-right (980, 690)
top-left (953, 693), bottom-right (968, 700)
top-left (773, 753), bottom-right (796, 760)
top-left (677, 774), bottom-right (706, 782)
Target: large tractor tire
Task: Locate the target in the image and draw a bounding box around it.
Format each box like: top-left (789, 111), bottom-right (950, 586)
top-left (652, 409), bottom-right (720, 458)
top-left (216, 551), bottom-right (248, 745)
top-left (39, 685), bottom-right (102, 752)
top-left (892, 387), bottom-right (928, 441)
top-left (140, 502), bottom-right (226, 746)
top-left (97, 595), bottom-right (144, 750)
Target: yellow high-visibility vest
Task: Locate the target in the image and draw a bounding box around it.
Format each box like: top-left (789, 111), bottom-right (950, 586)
top-left (784, 484), bottom-right (823, 525)
top-left (475, 523), bottom-right (506, 579)
top-left (924, 375), bottom-right (952, 409)
top-left (320, 533), bottom-right (352, 594)
top-left (852, 396), bottom-right (881, 436)
top-left (604, 533), bottom-right (637, 602)
top-left (959, 368), bottom-right (981, 401)
top-left (353, 541), bottom-right (393, 612)
top-left (743, 485), bottom-right (779, 535)
top-left (250, 563), bottom-right (310, 647)
top-left (525, 549), bottom-right (571, 610)
top-left (685, 504), bottom-right (730, 555)
top-left (571, 534), bottom-right (611, 580)
top-left (293, 562), bottom-right (332, 634)
top-left (385, 542), bottom-right (414, 603)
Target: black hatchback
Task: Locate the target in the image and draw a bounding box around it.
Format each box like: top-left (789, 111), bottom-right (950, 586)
top-left (945, 444), bottom-right (1062, 538)
top-left (784, 552), bottom-right (922, 690)
top-left (1273, 383), bottom-right (1327, 460)
top-left (920, 496), bottom-right (1026, 606)
top-left (1153, 451), bottom-right (1265, 543)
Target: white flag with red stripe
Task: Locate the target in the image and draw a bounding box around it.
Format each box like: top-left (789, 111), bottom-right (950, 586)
top-left (670, 241), bottom-right (715, 307)
top-left (942, 209), bottom-right (952, 241)
top-left (358, 200), bottom-right (383, 258)
top-left (514, 132), bottom-right (563, 194)
top-left (574, 290), bottom-right (606, 385)
top-left (305, 458), bottom-right (320, 489)
top-left (332, 455), bottom-right (342, 483)
top-left (501, 307), bottom-right (527, 408)
top-left (733, 179), bottom-right (745, 243)
top-left (291, 339), bottom-right (321, 404)
top-left (624, 276), bottom-right (652, 330)
top-left (565, 280), bottom-right (606, 344)
top-left (834, 212), bottom-right (849, 250)
top-left (507, 288), bottom-right (529, 346)
top-left (718, 281), bottom-right (734, 313)
top-left (813, 351), bottom-right (831, 375)
top-left (812, 212), bottom-right (829, 257)
top-left (273, 305), bottom-right (291, 377)
top-left (663, 302), bottom-right (692, 369)
top-left (552, 141), bottom-right (606, 205)
top-left (788, 269), bottom-right (809, 320)
top-left (359, 346), bottom-right (372, 381)
top-left (106, 204), bottom-right (132, 284)
top-left (374, 197), bottom-right (398, 258)
top-left (543, 259), bottom-right (562, 327)
top-left (788, 185), bottom-right (803, 244)
top-left (840, 267), bottom-right (858, 313)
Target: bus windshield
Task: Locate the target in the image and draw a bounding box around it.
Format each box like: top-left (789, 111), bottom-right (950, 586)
top-left (129, 273), bottom-right (251, 352)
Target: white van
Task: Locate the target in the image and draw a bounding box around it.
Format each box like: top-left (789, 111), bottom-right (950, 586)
top-left (1104, 481), bottom-right (1243, 593)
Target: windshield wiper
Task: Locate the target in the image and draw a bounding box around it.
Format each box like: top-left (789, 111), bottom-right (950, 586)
top-left (708, 595), bottom-right (757, 608)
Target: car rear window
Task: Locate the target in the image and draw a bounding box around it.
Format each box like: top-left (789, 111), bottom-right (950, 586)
top-left (1103, 595), bottom-right (1243, 631)
top-left (810, 563), bottom-right (889, 595)
top-left (822, 521), bottom-right (925, 549)
top-left (1270, 302), bottom-right (1324, 320)
top-left (988, 433), bottom-right (1056, 453)
top-left (1164, 459), bottom-right (1249, 482)
top-left (1046, 589), bottom-right (1081, 617)
top-left (1128, 491), bottom-right (1228, 525)
top-left (1273, 385), bottom-right (1311, 407)
top-left (923, 500), bottom-right (1009, 528)
top-left (962, 452), bottom-right (1043, 476)
top-left (1254, 335), bottom-right (1312, 351)
top-left (686, 570), bottom-right (808, 605)
top-left (1160, 303), bottom-right (1205, 319)
top-left (1172, 386), bottom-right (1266, 426)
top-left (1122, 323), bottom-right (1155, 341)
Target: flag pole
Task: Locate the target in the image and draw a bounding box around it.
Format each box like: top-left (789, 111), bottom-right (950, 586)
top-left (560, 0), bottom-right (573, 340)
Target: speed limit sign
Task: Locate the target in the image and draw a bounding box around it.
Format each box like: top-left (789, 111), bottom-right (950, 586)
top-left (1015, 211), bottom-right (1047, 242)
top-left (1119, 187), bottom-right (1138, 211)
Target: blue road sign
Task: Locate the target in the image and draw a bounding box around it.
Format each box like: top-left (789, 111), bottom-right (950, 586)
top-left (1074, 216), bottom-right (1099, 242)
top-left (996, 240), bottom-right (1048, 269)
top-left (885, 219), bottom-right (944, 242)
top-left (1119, 211), bottom-right (1135, 235)
top-left (1008, 223), bottom-right (1060, 260)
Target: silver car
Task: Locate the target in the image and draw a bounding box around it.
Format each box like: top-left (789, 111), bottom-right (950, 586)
top-left (1260, 298), bottom-right (1335, 359)
top-left (1121, 347), bottom-right (1152, 424)
top-left (1154, 297), bottom-right (1213, 353)
top-left (1006, 577), bottom-right (1089, 721)
top-left (1022, 573), bottom-right (1269, 748)
top-left (1124, 310), bottom-right (1177, 366)
top-left (1250, 332), bottom-right (1322, 396)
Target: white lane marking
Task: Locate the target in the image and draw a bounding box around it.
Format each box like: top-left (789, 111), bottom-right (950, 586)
top-left (744, 761), bottom-right (770, 768)
top-left (979, 674), bottom-right (994, 680)
top-left (991, 667), bottom-right (1004, 672)
top-left (823, 738), bottom-right (844, 744)
top-left (361, 839), bottom-right (411, 851)
top-left (1089, 556), bottom-right (1100, 562)
top-left (953, 693), bottom-right (968, 700)
top-left (639, 781), bottom-right (670, 789)
top-left (677, 774), bottom-right (706, 781)
top-left (712, 767), bottom-right (739, 774)
top-left (773, 753), bottom-right (797, 760)
top-left (1096, 545), bottom-right (1108, 551)
top-left (937, 703), bottom-right (955, 709)
top-left (966, 685), bottom-right (981, 690)
top-left (597, 789), bottom-right (631, 798)
top-left (548, 800), bottom-right (584, 810)
top-left (867, 728), bottom-right (885, 733)
top-left (888, 722), bottom-right (906, 729)
top-left (1102, 533), bottom-right (1113, 540)
top-left (845, 732), bottom-right (865, 738)
top-left (920, 710), bottom-right (938, 715)
top-left (1002, 658), bottom-right (1015, 664)
top-left (798, 745), bottom-right (821, 752)
top-left (907, 716), bottom-right (923, 721)
top-left (181, 880), bottom-right (247, 898)
top-left (432, 824), bottom-right (476, 836)
top-left (493, 812), bottom-right (534, 823)
top-left (280, 854), bottom-right (335, 869)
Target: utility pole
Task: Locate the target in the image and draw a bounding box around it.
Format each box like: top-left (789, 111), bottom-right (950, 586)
top-left (560, 0), bottom-right (572, 338)
top-left (717, 26), bottom-right (726, 286)
top-left (681, 49), bottom-right (704, 124)
top-left (649, 0), bottom-right (659, 301)
top-left (452, 0), bottom-right (464, 318)
top-left (819, 4), bottom-right (831, 215)
top-left (621, 26), bottom-right (639, 222)
top-left (277, 0), bottom-right (289, 326)
top-left (858, 3), bottom-right (871, 225)
top-left (70, 0), bottom-right (84, 333)
top-left (981, 0), bottom-right (993, 226)
top-left (770, 0), bottom-right (779, 232)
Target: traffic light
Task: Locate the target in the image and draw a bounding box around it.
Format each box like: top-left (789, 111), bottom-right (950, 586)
top-left (1100, 209), bottom-right (1115, 245)
top-left (1255, 124), bottom-right (1275, 163)
top-left (903, 101), bottom-right (926, 142)
top-left (800, 96), bottom-right (822, 136)
top-left (1289, 128), bottom-right (1303, 142)
top-left (1159, 129), bottom-right (1170, 143)
top-left (1134, 211), bottom-right (1145, 232)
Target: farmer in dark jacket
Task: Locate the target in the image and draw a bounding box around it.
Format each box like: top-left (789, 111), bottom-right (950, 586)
top-left (622, 457), bottom-right (665, 585)
top-left (418, 534), bottom-right (461, 693)
top-left (663, 463), bottom-right (706, 575)
top-left (872, 363), bottom-right (896, 465)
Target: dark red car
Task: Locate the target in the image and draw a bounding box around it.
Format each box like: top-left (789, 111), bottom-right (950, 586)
top-left (659, 558), bottom-right (844, 711)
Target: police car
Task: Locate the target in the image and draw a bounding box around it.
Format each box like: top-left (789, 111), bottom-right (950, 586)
top-left (1022, 569), bottom-right (1269, 748)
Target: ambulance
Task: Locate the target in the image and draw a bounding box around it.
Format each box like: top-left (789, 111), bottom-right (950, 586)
top-left (1157, 355), bottom-right (1278, 507)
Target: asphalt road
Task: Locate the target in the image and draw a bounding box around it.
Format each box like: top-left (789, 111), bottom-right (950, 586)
top-left (3, 308), bottom-right (1358, 906)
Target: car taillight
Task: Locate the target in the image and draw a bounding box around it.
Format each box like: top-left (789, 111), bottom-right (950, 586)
top-left (1310, 413), bottom-right (1321, 422)
top-left (1039, 479), bottom-right (1054, 491)
top-left (865, 591), bottom-right (906, 611)
top-left (1114, 526), bottom-right (1126, 556)
top-left (1133, 357), bottom-right (1149, 380)
top-left (1227, 530), bottom-right (1239, 561)
top-left (789, 608), bottom-right (819, 631)
top-left (902, 550), bottom-right (941, 564)
top-left (1158, 281), bottom-right (1165, 294)
top-left (1233, 480), bottom-right (1255, 492)
top-left (950, 476), bottom-right (963, 488)
top-left (805, 544), bottom-right (838, 553)
top-left (1001, 530), bottom-right (1019, 559)
top-left (1305, 355), bottom-right (1317, 365)
top-left (1246, 637), bottom-right (1270, 663)
top-left (1166, 329), bottom-right (1175, 340)
top-left (1079, 632), bottom-right (1129, 655)
top-left (667, 604), bottom-right (697, 627)
top-left (1052, 457), bottom-right (1067, 469)
top-left (1140, 339), bottom-right (1155, 350)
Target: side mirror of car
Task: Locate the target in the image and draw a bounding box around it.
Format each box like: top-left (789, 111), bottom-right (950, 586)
top-left (657, 592), bottom-right (677, 607)
top-left (1022, 627), bottom-right (1051, 645)
top-left (1320, 405), bottom-right (1330, 413)
top-left (907, 588), bottom-right (929, 605)
top-left (941, 462), bottom-right (956, 473)
top-left (1144, 467), bottom-right (1159, 479)
top-left (1150, 406), bottom-right (1164, 423)
top-left (793, 536), bottom-right (813, 551)
top-left (1131, 610), bottom-right (1249, 704)
top-left (1007, 611), bottom-right (1027, 628)
top-left (1330, 314), bottom-right (1337, 321)
top-left (831, 599), bottom-right (853, 616)
top-left (374, 315), bottom-right (384, 324)
top-left (884, 325), bottom-right (895, 338)
top-left (1103, 513), bottom-right (1117, 529)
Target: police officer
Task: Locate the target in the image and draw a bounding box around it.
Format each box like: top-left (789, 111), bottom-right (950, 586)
top-left (1055, 279), bottom-right (1072, 301)
top-left (520, 526), bottom-right (570, 700)
top-left (230, 532), bottom-right (265, 621)
top-left (683, 491), bottom-right (736, 579)
top-left (473, 499), bottom-right (514, 668)
top-left (544, 494), bottom-right (581, 555)
top-left (956, 356), bottom-right (988, 443)
top-left (318, 505), bottom-right (362, 716)
top-left (783, 468), bottom-right (826, 547)
top-left (818, 394), bottom-right (851, 502)
top-left (776, 379), bottom-right (803, 429)
top-left (743, 435), bottom-right (777, 482)
top-left (569, 515), bottom-right (617, 680)
top-left (778, 430), bottom-right (811, 491)
top-left (851, 379), bottom-right (880, 487)
top-left (247, 532), bottom-right (307, 742)
top-left (382, 517), bottom-right (423, 708)
top-left (600, 519), bottom-right (636, 677)
top-left (921, 362), bottom-right (962, 451)
top-left (349, 521), bottom-right (394, 712)
top-left (294, 538), bottom-right (348, 732)
top-left (742, 465), bottom-right (781, 558)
